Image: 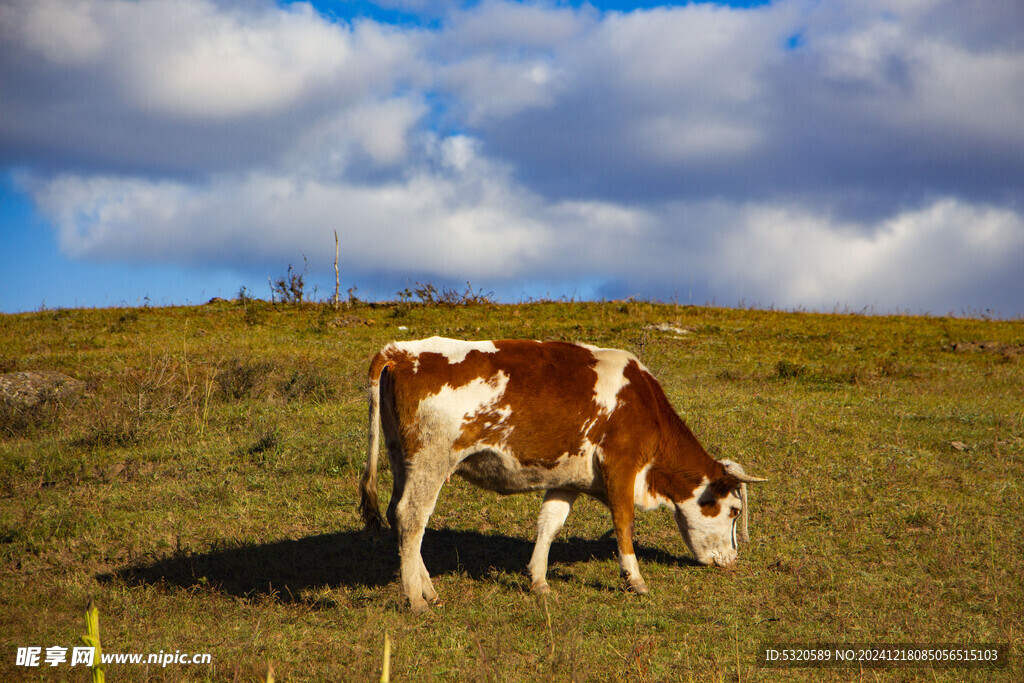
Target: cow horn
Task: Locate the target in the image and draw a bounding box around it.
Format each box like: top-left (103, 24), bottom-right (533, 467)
top-left (719, 460), bottom-right (766, 544)
top-left (721, 460), bottom-right (768, 483)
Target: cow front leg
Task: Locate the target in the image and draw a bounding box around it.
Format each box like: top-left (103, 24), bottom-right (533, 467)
top-left (609, 490), bottom-right (648, 595)
top-left (618, 544), bottom-right (648, 595)
top-left (528, 489), bottom-right (578, 594)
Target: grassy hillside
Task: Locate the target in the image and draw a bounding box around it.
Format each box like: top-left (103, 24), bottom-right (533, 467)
top-left (2, 299), bottom-right (1022, 681)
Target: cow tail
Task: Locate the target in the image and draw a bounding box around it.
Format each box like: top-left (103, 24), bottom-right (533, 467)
top-left (359, 360), bottom-right (388, 534)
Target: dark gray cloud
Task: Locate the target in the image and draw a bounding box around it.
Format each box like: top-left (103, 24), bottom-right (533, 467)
top-left (473, 1), bottom-right (1024, 220)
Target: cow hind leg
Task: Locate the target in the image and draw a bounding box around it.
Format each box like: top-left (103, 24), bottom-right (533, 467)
top-left (384, 440), bottom-right (405, 532)
top-left (393, 465), bottom-right (447, 613)
top-left (380, 375), bottom-right (406, 534)
top-left (528, 489), bottom-right (579, 594)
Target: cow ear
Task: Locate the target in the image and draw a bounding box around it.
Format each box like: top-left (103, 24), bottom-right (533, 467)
top-left (720, 459), bottom-right (767, 484)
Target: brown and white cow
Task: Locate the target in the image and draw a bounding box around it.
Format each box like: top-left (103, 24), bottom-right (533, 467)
top-left (359, 336), bottom-right (766, 612)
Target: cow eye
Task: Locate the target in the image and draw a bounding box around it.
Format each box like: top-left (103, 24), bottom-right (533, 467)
top-left (729, 507), bottom-right (740, 519)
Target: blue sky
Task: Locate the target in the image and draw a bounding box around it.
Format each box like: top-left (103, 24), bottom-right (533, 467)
top-left (2, 0), bottom-right (1023, 315)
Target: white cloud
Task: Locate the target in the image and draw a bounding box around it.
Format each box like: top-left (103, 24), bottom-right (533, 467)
top-left (423, 1), bottom-right (589, 123)
top-left (437, 54), bottom-right (562, 122)
top-left (0, 0), bottom-right (421, 174)
top-left (584, 4), bottom-right (782, 103)
top-left (12, 0), bottom-right (106, 64)
top-left (0, 0), bottom-right (436, 199)
top-left (445, 0), bottom-right (585, 50)
top-left (4, 0), bottom-right (1024, 314)
top-left (706, 199), bottom-right (1024, 313)
top-left (118, 1), bottom-right (352, 119)
top-left (5, 0), bottom-right (374, 119)
top-left (287, 96), bottom-right (427, 174)
top-left (28, 127), bottom-right (659, 285)
top-left (36, 158), bottom-right (1022, 314)
top-left (29, 139), bottom-right (548, 278)
top-left (794, 0), bottom-right (1024, 145)
top-left (438, 135), bottom-right (476, 172)
top-left (906, 42), bottom-right (1024, 143)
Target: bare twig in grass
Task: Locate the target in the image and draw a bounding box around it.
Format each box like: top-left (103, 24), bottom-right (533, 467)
top-left (334, 229), bottom-right (341, 309)
top-left (197, 375), bottom-right (213, 439)
top-left (539, 594), bottom-right (556, 659)
top-left (625, 637), bottom-right (655, 682)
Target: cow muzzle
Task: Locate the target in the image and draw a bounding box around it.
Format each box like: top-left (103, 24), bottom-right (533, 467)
top-left (705, 550), bottom-right (737, 568)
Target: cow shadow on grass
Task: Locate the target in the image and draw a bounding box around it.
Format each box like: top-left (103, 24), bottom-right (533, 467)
top-left (98, 528), bottom-right (698, 604)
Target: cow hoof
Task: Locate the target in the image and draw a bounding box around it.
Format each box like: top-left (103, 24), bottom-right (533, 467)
top-left (530, 581), bottom-right (551, 595)
top-left (626, 580), bottom-right (649, 595)
top-left (408, 601), bottom-right (432, 615)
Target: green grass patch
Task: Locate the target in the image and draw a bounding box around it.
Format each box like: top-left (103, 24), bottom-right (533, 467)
top-left (1, 301), bottom-right (1021, 680)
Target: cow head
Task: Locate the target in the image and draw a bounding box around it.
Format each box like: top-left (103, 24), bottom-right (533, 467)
top-left (673, 460), bottom-right (766, 567)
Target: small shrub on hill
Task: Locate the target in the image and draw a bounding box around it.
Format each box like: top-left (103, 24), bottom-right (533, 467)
top-left (216, 358), bottom-right (276, 401)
